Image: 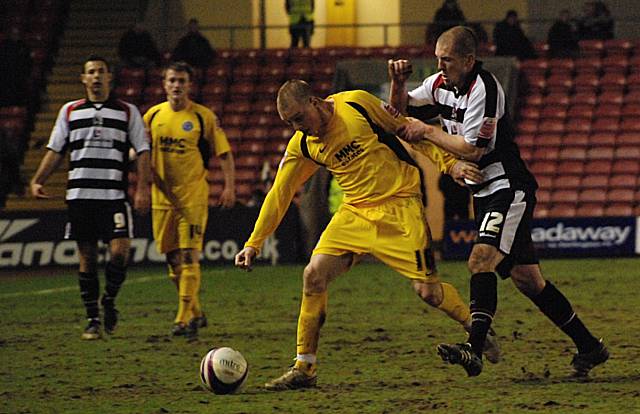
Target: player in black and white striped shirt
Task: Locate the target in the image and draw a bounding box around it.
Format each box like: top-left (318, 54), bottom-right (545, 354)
top-left (30, 56), bottom-right (151, 340)
top-left (389, 26), bottom-right (608, 378)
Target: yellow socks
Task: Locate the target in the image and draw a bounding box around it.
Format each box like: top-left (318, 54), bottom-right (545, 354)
top-left (175, 263), bottom-right (201, 324)
top-left (437, 282), bottom-right (471, 326)
top-left (294, 291), bottom-right (328, 374)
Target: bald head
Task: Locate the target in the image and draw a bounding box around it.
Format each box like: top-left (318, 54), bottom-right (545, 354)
top-left (277, 79), bottom-right (313, 116)
top-left (437, 26), bottom-right (477, 58)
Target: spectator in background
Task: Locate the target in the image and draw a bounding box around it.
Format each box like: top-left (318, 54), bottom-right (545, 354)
top-left (548, 9), bottom-right (580, 58)
top-left (427, 0), bottom-right (466, 46)
top-left (0, 27), bottom-right (32, 106)
top-left (118, 22), bottom-right (161, 68)
top-left (577, 1), bottom-right (614, 40)
top-left (285, 0), bottom-right (315, 48)
top-left (172, 18), bottom-right (216, 68)
top-left (493, 10), bottom-right (536, 60)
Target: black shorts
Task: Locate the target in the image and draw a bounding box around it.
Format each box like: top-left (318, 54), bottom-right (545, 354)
top-left (473, 188), bottom-right (539, 277)
top-left (65, 200), bottom-right (133, 242)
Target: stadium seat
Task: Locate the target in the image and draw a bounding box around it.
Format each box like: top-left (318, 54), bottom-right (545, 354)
top-left (591, 117), bottom-right (620, 133)
top-left (142, 85), bottom-right (165, 105)
top-left (114, 85), bottom-right (142, 104)
top-left (232, 64), bottom-right (260, 82)
top-left (553, 175), bottom-right (581, 190)
top-left (254, 82), bottom-right (281, 101)
top-left (516, 134), bottom-right (535, 148)
top-left (261, 48), bottom-right (289, 62)
top-left (530, 161), bottom-right (556, 176)
top-left (533, 146), bottom-right (559, 161)
top-left (536, 174), bottom-right (553, 189)
top-left (547, 58), bottom-right (575, 76)
top-left (243, 127), bottom-right (269, 142)
top-left (564, 120), bottom-right (591, 134)
top-left (604, 203), bottom-right (633, 216)
top-left (289, 47), bottom-right (314, 64)
top-left (557, 160), bottom-right (584, 175)
top-left (200, 81), bottom-right (227, 101)
top-left (620, 118), bottom-right (640, 132)
top-left (551, 190), bottom-right (579, 204)
top-left (617, 133), bottom-right (640, 145)
top-left (589, 132), bottom-right (616, 146)
top-left (236, 141), bottom-right (265, 157)
top-left (206, 63), bottom-right (232, 81)
top-left (548, 203), bottom-right (577, 217)
top-left (607, 189), bottom-right (635, 203)
top-left (534, 203), bottom-right (550, 218)
top-left (612, 159), bottom-right (639, 174)
top-left (546, 75), bottom-right (573, 93)
top-left (584, 159), bottom-right (612, 175)
top-left (539, 120), bottom-right (565, 134)
top-left (259, 64), bottom-right (286, 82)
top-left (567, 105), bottom-right (594, 121)
top-left (621, 104), bottom-right (640, 117)
top-left (573, 74), bottom-right (599, 93)
top-left (286, 63), bottom-right (313, 80)
top-left (523, 93), bottom-right (544, 107)
top-left (223, 126), bottom-right (243, 143)
top-left (579, 189), bottom-right (606, 203)
top-left (598, 91), bottom-right (624, 106)
top-left (614, 146), bottom-right (640, 159)
top-left (537, 133), bottom-right (563, 147)
top-left (579, 39), bottom-right (604, 58)
top-left (572, 91), bottom-right (598, 106)
top-left (609, 174), bottom-right (637, 188)
top-left (520, 59), bottom-right (549, 77)
top-left (311, 62), bottom-right (336, 81)
top-left (558, 147), bottom-right (586, 161)
top-left (253, 100), bottom-right (278, 115)
top-left (627, 73), bottom-right (640, 91)
top-left (576, 203), bottom-right (604, 217)
top-left (602, 57), bottom-right (629, 74)
top-left (221, 113), bottom-right (245, 128)
top-left (224, 100), bottom-right (252, 114)
top-left (603, 39), bottom-right (634, 57)
top-left (540, 106), bottom-right (567, 120)
top-left (536, 189), bottom-right (551, 203)
top-left (228, 82), bottom-right (255, 101)
top-left (205, 100), bottom-right (224, 115)
top-left (519, 107), bottom-right (540, 120)
top-left (581, 174), bottom-right (609, 189)
top-left (574, 57), bottom-right (602, 76)
top-left (247, 113), bottom-right (276, 128)
top-left (524, 75), bottom-right (546, 94)
top-left (118, 67), bottom-right (145, 86)
top-left (586, 145), bottom-right (615, 160)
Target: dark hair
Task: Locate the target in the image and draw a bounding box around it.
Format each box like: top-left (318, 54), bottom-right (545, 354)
top-left (506, 10), bottom-right (518, 18)
top-left (83, 55), bottom-right (110, 73)
top-left (163, 61), bottom-right (194, 81)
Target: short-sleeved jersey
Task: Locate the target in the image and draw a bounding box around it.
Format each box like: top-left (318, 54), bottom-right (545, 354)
top-left (408, 62), bottom-right (537, 197)
top-left (144, 101), bottom-right (231, 209)
top-left (47, 97), bottom-right (149, 201)
top-left (245, 89), bottom-right (457, 251)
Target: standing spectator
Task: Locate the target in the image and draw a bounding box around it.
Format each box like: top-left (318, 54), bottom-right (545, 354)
top-left (285, 0), bottom-right (315, 48)
top-left (577, 1), bottom-right (614, 40)
top-left (30, 56), bottom-right (151, 340)
top-left (172, 18), bottom-right (216, 69)
top-left (389, 26), bottom-right (608, 378)
top-left (0, 27), bottom-right (32, 106)
top-left (143, 61), bottom-right (236, 340)
top-left (427, 0), bottom-right (466, 46)
top-left (118, 22), bottom-right (161, 68)
top-left (548, 9), bottom-right (580, 58)
top-left (493, 10), bottom-right (536, 60)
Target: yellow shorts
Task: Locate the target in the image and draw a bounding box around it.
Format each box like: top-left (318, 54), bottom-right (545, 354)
top-left (313, 197), bottom-right (439, 282)
top-left (152, 205), bottom-right (208, 254)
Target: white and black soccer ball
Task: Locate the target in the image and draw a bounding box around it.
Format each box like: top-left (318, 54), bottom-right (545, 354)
top-left (199, 347), bottom-right (249, 394)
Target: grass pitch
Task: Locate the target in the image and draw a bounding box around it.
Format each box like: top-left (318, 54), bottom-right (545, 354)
top-left (1, 258), bottom-right (639, 414)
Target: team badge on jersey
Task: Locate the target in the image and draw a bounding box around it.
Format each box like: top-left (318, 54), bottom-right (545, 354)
top-left (382, 102), bottom-right (400, 118)
top-left (478, 117), bottom-right (497, 140)
top-left (182, 121), bottom-right (194, 131)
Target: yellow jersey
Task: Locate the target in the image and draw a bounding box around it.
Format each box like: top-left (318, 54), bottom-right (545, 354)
top-left (245, 89), bottom-right (457, 251)
top-left (144, 101), bottom-right (231, 209)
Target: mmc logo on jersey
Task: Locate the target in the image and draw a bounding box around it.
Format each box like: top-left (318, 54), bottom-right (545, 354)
top-left (159, 136), bottom-right (186, 154)
top-left (335, 140), bottom-right (363, 166)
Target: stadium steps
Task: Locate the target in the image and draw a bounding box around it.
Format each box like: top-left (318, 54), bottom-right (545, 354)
top-left (5, 0), bottom-right (144, 211)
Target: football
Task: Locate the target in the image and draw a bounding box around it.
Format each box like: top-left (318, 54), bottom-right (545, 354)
top-left (199, 347), bottom-right (249, 394)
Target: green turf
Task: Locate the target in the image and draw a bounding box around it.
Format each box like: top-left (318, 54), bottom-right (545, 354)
top-left (1, 258), bottom-right (639, 413)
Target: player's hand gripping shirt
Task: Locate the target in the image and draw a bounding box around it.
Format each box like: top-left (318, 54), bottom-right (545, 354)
top-left (245, 89), bottom-right (457, 251)
top-left (144, 101), bottom-right (231, 209)
top-left (408, 62), bottom-right (537, 197)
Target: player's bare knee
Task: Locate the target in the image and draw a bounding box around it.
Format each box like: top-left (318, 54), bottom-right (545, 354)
top-left (413, 282), bottom-right (442, 307)
top-left (109, 252), bottom-right (128, 268)
top-left (468, 245), bottom-right (497, 274)
top-left (511, 267), bottom-right (545, 297)
top-left (302, 263), bottom-right (328, 294)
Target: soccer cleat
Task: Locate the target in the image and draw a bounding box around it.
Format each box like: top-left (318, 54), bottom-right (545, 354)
top-left (101, 297), bottom-right (119, 335)
top-left (81, 318), bottom-right (101, 340)
top-left (483, 327), bottom-right (501, 364)
top-left (437, 342), bottom-right (483, 377)
top-left (571, 338), bottom-right (609, 377)
top-left (189, 313), bottom-right (208, 329)
top-left (171, 322), bottom-right (198, 341)
top-left (264, 367), bottom-right (318, 391)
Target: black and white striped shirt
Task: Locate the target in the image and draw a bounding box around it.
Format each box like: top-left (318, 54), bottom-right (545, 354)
top-left (47, 97), bottom-right (149, 201)
top-left (408, 62), bottom-right (537, 197)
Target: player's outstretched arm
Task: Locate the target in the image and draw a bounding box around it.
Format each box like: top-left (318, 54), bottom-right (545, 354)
top-left (235, 246), bottom-right (257, 272)
top-left (30, 150), bottom-right (64, 199)
top-left (388, 59), bottom-right (412, 114)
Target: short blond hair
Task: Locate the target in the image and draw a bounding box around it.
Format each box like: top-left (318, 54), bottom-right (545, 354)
top-left (277, 79), bottom-right (313, 114)
top-left (438, 26), bottom-right (477, 57)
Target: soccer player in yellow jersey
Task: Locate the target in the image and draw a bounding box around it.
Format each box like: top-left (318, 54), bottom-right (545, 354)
top-left (235, 80), bottom-right (495, 390)
top-left (144, 62), bottom-right (236, 339)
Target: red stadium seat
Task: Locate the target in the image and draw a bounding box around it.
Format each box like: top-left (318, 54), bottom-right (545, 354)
top-left (536, 189), bottom-right (551, 203)
top-left (579, 189), bottom-right (606, 203)
top-left (567, 105), bottom-right (594, 121)
top-left (254, 82), bottom-right (281, 101)
top-left (591, 117), bottom-right (620, 133)
top-left (221, 113), bottom-right (245, 128)
top-left (200, 81), bottom-right (228, 101)
top-left (576, 203), bottom-right (604, 217)
top-left (519, 107), bottom-right (540, 120)
top-left (523, 93), bottom-right (544, 107)
top-left (118, 67), bottom-right (145, 85)
top-left (600, 73), bottom-right (627, 91)
top-left (586, 145), bottom-right (615, 160)
top-left (574, 57), bottom-right (602, 76)
top-left (557, 160), bottom-right (584, 175)
top-left (311, 62), bottom-right (336, 81)
top-left (548, 204), bottom-right (577, 217)
top-left (612, 159), bottom-right (639, 174)
top-left (558, 147), bottom-right (586, 161)
top-left (519, 59), bottom-right (549, 77)
top-left (206, 63), bottom-right (232, 81)
top-left (617, 133), bottom-right (640, 145)
top-left (285, 63), bottom-right (313, 80)
top-left (601, 57), bottom-right (629, 74)
top-left (536, 174), bottom-right (553, 189)
top-left (530, 161), bottom-right (556, 176)
top-left (607, 189), bottom-right (635, 203)
top-left (262, 48), bottom-right (290, 62)
top-left (614, 146), bottom-right (640, 159)
top-left (524, 75), bottom-right (546, 94)
top-left (551, 190), bottom-right (579, 204)
top-left (609, 174), bottom-right (637, 188)
top-left (547, 58), bottom-right (575, 76)
top-left (579, 39), bottom-right (604, 58)
top-left (243, 127), bottom-right (269, 142)
top-left (516, 133), bottom-right (535, 148)
top-left (534, 203), bottom-right (550, 218)
top-left (563, 132), bottom-right (590, 147)
top-left (598, 91), bottom-right (624, 106)
top-left (621, 104), bottom-right (640, 117)
top-left (289, 47), bottom-right (314, 63)
top-left (253, 100), bottom-right (278, 115)
top-left (584, 159), bottom-right (612, 175)
top-left (228, 82), bottom-right (255, 100)
top-left (620, 118), bottom-right (640, 132)
top-left (603, 39), bottom-right (634, 57)
top-left (224, 100), bottom-right (252, 114)
top-left (553, 175), bottom-right (581, 190)
top-left (232, 64), bottom-right (259, 82)
top-left (581, 174), bottom-right (609, 189)
top-left (540, 106), bottom-right (567, 120)
top-left (247, 113), bottom-right (276, 128)
top-left (573, 74), bottom-right (600, 93)
top-left (604, 203), bottom-right (633, 216)
top-left (259, 64), bottom-right (286, 82)
top-left (539, 120), bottom-right (565, 134)
top-left (545, 93), bottom-right (570, 107)
top-left (589, 133), bottom-right (616, 146)
top-left (572, 91), bottom-right (598, 106)
top-left (546, 75), bottom-right (573, 93)
top-left (533, 146), bottom-right (559, 161)
top-left (537, 133), bottom-right (563, 147)
top-left (517, 120), bottom-right (538, 134)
